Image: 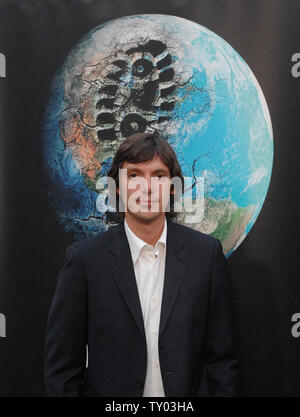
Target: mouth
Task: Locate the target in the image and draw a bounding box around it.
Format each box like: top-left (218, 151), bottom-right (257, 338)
top-left (138, 199), bottom-right (159, 207)
top-left (140, 201), bottom-right (153, 206)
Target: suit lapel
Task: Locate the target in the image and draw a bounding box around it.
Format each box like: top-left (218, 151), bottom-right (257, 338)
top-left (159, 219), bottom-right (189, 339)
top-left (108, 223), bottom-right (146, 341)
top-left (107, 218), bottom-right (189, 342)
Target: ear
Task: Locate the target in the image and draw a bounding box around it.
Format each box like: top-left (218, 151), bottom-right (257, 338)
top-left (170, 184), bottom-right (175, 194)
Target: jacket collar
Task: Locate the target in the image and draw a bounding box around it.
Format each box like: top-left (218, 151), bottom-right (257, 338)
top-left (108, 217), bottom-right (189, 341)
top-left (123, 216), bottom-right (167, 265)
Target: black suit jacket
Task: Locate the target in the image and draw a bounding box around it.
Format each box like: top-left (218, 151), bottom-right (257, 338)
top-left (44, 217), bottom-right (238, 397)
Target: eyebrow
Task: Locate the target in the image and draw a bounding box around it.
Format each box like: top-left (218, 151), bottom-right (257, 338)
top-left (126, 167), bottom-right (170, 174)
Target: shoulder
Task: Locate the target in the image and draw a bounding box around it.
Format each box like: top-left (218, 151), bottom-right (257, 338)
top-left (169, 220), bottom-right (224, 260)
top-left (170, 220), bottom-right (219, 247)
top-left (170, 222), bottom-right (226, 272)
top-left (68, 225), bottom-right (116, 258)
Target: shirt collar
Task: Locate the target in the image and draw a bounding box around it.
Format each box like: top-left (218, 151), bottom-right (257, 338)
top-left (124, 216), bottom-right (167, 265)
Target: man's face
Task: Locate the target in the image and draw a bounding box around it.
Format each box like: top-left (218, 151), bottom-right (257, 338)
top-left (117, 155), bottom-right (174, 222)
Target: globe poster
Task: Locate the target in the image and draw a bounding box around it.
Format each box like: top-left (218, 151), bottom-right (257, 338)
top-left (44, 14), bottom-right (273, 257)
top-left (2, 0), bottom-right (299, 398)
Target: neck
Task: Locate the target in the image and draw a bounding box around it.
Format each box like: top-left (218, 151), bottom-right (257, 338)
top-left (124, 213), bottom-right (166, 247)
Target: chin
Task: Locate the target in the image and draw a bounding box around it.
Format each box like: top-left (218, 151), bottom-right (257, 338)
top-left (128, 209), bottom-right (163, 221)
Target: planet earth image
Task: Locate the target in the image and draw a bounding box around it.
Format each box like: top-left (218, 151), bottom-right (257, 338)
top-left (43, 14), bottom-right (273, 257)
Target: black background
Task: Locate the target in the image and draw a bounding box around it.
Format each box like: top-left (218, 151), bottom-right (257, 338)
top-left (0, 0), bottom-right (299, 396)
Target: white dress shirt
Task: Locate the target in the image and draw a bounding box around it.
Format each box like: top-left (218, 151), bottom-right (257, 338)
top-left (124, 216), bottom-right (167, 397)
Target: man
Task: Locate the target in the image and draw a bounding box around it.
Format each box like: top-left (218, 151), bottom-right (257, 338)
top-left (44, 131), bottom-right (238, 397)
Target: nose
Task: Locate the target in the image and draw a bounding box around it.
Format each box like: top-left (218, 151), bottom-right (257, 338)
top-left (140, 174), bottom-right (152, 196)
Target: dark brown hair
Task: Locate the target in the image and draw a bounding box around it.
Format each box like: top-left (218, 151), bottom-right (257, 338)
top-left (106, 131), bottom-right (185, 222)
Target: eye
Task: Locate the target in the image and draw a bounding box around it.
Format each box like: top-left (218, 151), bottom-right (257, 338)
top-left (128, 172), bottom-right (138, 178)
top-left (151, 173), bottom-right (166, 182)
